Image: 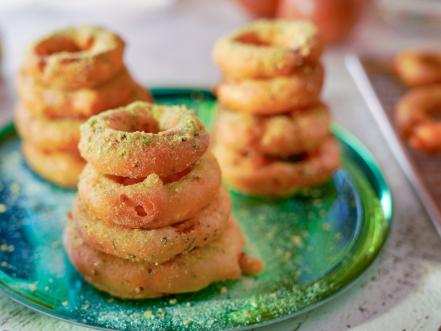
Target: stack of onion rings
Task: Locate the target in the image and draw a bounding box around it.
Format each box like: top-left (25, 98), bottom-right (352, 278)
top-left (213, 19), bottom-right (339, 196)
top-left (65, 101), bottom-right (263, 299)
top-left (15, 26), bottom-right (153, 187)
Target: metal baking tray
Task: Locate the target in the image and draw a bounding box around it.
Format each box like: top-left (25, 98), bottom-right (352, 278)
top-left (346, 54), bottom-right (441, 237)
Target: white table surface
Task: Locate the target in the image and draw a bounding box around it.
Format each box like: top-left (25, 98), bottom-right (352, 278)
top-left (0, 1), bottom-right (440, 330)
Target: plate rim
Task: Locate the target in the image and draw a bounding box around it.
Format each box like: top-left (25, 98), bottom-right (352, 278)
top-left (0, 87), bottom-right (393, 331)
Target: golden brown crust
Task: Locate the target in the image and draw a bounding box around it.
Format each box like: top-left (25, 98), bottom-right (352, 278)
top-left (216, 64), bottom-right (324, 114)
top-left (213, 19), bottom-right (323, 79)
top-left (395, 85), bottom-right (441, 153)
top-left (64, 216), bottom-right (245, 299)
top-left (213, 136), bottom-right (341, 197)
top-left (78, 153), bottom-right (221, 229)
top-left (79, 102), bottom-right (209, 178)
top-left (22, 26), bottom-right (125, 89)
top-left (215, 103), bottom-right (330, 157)
top-left (15, 104), bottom-right (81, 153)
top-left (18, 67), bottom-right (141, 119)
top-left (74, 188), bottom-right (230, 263)
top-left (394, 51), bottom-right (441, 87)
top-left (22, 143), bottom-right (85, 188)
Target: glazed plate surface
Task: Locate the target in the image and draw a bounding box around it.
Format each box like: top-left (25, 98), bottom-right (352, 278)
top-left (0, 88), bottom-right (392, 330)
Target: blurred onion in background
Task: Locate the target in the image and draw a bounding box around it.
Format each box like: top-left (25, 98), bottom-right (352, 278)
top-left (277, 0), bottom-right (364, 43)
top-left (236, 0), bottom-right (364, 44)
top-left (235, 0), bottom-right (280, 18)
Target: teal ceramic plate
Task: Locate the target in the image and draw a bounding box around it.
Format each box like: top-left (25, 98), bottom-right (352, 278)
top-left (0, 88), bottom-right (392, 330)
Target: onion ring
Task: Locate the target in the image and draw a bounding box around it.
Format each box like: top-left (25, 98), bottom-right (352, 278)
top-left (394, 51), bottom-right (441, 87)
top-left (15, 104), bottom-right (81, 153)
top-left (396, 85), bottom-right (441, 153)
top-left (22, 26), bottom-right (125, 89)
top-left (79, 101), bottom-right (209, 178)
top-left (215, 103), bottom-right (330, 157)
top-left (64, 216), bottom-right (246, 299)
top-left (73, 187), bottom-right (230, 263)
top-left (22, 143), bottom-right (85, 188)
top-left (78, 153), bottom-right (221, 229)
top-left (18, 67), bottom-right (147, 119)
top-left (213, 19), bottom-right (323, 79)
top-left (216, 64), bottom-right (323, 114)
top-left (213, 137), bottom-right (340, 197)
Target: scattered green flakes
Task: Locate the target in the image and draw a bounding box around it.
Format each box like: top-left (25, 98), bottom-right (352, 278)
top-left (322, 222), bottom-right (331, 231)
top-left (142, 136), bottom-right (153, 146)
top-left (156, 308), bottom-right (165, 318)
top-left (0, 244), bottom-right (12, 252)
top-left (10, 182), bottom-right (20, 195)
top-left (265, 230), bottom-right (275, 239)
top-left (144, 310), bottom-right (154, 318)
top-left (290, 235), bottom-right (303, 248)
top-left (51, 240), bottom-right (61, 249)
top-left (312, 199), bottom-right (322, 207)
